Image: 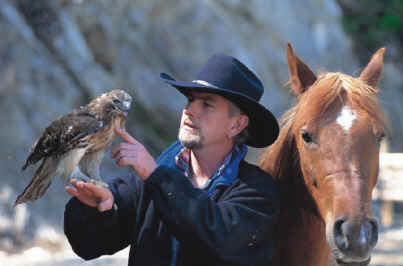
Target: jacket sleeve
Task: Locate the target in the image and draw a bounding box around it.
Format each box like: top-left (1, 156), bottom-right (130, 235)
top-left (145, 163), bottom-right (280, 265)
top-left (64, 174), bottom-right (143, 260)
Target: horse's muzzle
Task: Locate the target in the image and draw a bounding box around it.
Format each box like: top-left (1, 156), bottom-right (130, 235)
top-left (332, 217), bottom-right (378, 264)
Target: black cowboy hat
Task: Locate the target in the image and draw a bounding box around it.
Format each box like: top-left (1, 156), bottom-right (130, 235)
top-left (160, 53), bottom-right (279, 148)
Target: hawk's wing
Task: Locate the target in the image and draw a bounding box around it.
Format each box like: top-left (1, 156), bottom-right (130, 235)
top-left (15, 112), bottom-right (103, 206)
top-left (22, 111), bottom-right (103, 170)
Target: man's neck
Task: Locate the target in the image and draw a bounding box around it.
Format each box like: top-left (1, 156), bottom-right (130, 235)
top-left (190, 143), bottom-right (234, 182)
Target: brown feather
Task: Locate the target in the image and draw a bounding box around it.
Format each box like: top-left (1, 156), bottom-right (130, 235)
top-left (16, 89), bottom-right (133, 206)
top-left (15, 157), bottom-right (58, 205)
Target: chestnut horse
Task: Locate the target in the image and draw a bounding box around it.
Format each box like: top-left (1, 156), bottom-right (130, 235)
top-left (259, 44), bottom-right (388, 266)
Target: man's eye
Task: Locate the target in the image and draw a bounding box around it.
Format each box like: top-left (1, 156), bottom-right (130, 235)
top-left (203, 101), bottom-right (212, 107)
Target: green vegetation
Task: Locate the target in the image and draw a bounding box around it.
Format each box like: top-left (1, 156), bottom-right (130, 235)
top-left (341, 0), bottom-right (403, 59)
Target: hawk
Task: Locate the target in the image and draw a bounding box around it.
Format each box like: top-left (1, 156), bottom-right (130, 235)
top-left (15, 89), bottom-right (133, 206)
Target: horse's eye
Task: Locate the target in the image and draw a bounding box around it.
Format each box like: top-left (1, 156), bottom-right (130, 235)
top-left (377, 132), bottom-right (385, 143)
top-left (113, 99), bottom-right (121, 104)
top-left (301, 129), bottom-right (313, 144)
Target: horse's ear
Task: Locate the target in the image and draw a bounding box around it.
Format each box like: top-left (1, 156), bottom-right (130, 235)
top-left (286, 43), bottom-right (317, 94)
top-left (359, 48), bottom-right (386, 89)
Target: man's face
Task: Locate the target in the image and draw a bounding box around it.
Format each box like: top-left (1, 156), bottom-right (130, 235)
top-left (178, 92), bottom-right (238, 150)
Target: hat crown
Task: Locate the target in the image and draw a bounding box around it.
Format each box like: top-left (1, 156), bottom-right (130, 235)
top-left (195, 54), bottom-right (264, 102)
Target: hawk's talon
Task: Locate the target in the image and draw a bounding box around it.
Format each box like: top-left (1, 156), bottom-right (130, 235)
top-left (84, 179), bottom-right (118, 211)
top-left (86, 179), bottom-right (109, 188)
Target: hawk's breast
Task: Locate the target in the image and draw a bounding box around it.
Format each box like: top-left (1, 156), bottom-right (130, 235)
top-left (87, 116), bottom-right (126, 153)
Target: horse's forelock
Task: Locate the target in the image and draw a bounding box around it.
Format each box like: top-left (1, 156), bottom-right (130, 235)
top-left (294, 72), bottom-right (387, 131)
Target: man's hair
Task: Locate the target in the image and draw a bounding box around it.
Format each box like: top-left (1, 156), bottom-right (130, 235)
top-left (228, 101), bottom-right (249, 146)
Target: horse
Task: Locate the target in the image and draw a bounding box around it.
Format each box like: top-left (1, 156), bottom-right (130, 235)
top-left (259, 43), bottom-right (388, 266)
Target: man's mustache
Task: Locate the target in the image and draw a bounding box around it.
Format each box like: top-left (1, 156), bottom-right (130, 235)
top-left (183, 119), bottom-right (199, 130)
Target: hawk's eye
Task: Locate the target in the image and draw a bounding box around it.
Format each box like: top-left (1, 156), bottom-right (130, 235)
top-left (113, 99), bottom-right (121, 104)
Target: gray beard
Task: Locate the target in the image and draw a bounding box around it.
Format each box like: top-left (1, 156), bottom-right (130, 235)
top-left (180, 139), bottom-right (202, 149)
top-left (178, 129), bottom-right (203, 150)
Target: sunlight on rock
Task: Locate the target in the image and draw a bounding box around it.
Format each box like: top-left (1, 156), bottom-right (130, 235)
top-left (13, 204), bottom-right (28, 233)
top-left (36, 226), bottom-right (63, 243)
top-left (0, 186), bottom-right (12, 201)
top-left (0, 214), bottom-right (12, 230)
top-left (23, 247), bottom-right (51, 261)
top-left (34, 225), bottom-right (67, 252)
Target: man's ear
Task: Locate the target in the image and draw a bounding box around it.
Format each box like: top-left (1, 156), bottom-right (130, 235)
top-left (229, 114), bottom-right (249, 138)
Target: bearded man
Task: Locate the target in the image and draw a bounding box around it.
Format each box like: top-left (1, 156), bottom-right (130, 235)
top-left (64, 54), bottom-right (280, 266)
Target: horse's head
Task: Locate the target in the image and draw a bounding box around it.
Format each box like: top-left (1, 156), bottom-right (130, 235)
top-left (283, 44), bottom-right (387, 265)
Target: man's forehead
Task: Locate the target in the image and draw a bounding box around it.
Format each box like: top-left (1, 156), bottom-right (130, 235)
top-left (188, 91), bottom-right (228, 102)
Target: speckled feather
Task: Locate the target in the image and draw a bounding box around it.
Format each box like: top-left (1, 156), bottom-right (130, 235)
top-left (15, 89), bottom-right (133, 206)
top-left (21, 112), bottom-right (102, 171)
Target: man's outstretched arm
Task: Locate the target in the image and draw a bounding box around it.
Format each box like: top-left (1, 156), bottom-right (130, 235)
top-left (64, 175), bottom-right (141, 260)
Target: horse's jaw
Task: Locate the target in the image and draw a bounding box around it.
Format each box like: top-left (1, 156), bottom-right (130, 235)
top-left (273, 208), bottom-right (332, 266)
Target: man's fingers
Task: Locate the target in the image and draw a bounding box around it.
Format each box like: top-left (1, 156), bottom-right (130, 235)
top-left (65, 186), bottom-right (79, 197)
top-left (70, 178), bottom-right (79, 187)
top-left (117, 157), bottom-right (128, 168)
top-left (111, 143), bottom-right (135, 158)
top-left (83, 182), bottom-right (104, 195)
top-left (66, 184), bottom-right (98, 207)
top-left (72, 181), bottom-right (97, 199)
top-left (66, 179), bottom-right (114, 211)
top-left (83, 182), bottom-right (113, 200)
top-left (111, 144), bottom-right (128, 158)
top-left (116, 155), bottom-right (137, 168)
top-left (115, 127), bottom-right (137, 145)
top-left (113, 150), bottom-right (131, 163)
top-left (98, 197), bottom-right (114, 212)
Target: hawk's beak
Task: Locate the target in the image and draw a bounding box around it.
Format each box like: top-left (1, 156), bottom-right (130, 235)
top-left (119, 100), bottom-right (132, 117)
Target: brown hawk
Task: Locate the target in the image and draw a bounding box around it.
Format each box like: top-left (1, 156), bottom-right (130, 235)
top-left (15, 89), bottom-right (133, 206)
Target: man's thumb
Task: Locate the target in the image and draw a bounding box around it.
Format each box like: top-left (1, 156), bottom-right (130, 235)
top-left (98, 197), bottom-right (114, 212)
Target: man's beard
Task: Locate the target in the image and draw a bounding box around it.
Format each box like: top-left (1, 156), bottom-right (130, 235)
top-left (178, 127), bottom-right (203, 149)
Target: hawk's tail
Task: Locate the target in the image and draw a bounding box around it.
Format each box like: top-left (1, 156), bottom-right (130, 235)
top-left (14, 160), bottom-right (54, 206)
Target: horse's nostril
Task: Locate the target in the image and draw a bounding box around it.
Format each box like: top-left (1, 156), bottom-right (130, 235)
top-left (333, 217), bottom-right (379, 259)
top-left (333, 218), bottom-right (348, 251)
top-left (368, 218), bottom-right (379, 248)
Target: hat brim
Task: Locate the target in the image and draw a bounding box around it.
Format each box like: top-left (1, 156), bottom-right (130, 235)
top-left (160, 73), bottom-right (279, 148)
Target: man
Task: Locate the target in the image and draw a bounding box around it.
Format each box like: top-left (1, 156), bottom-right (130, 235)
top-left (64, 54), bottom-right (280, 266)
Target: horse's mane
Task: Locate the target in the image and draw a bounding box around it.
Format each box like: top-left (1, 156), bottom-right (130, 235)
top-left (259, 72), bottom-right (388, 218)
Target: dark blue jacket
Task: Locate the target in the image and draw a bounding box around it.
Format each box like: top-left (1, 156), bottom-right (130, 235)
top-left (64, 142), bottom-right (280, 266)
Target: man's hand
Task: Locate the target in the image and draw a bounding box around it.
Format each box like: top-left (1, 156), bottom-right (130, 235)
top-left (111, 127), bottom-right (157, 180)
top-left (65, 179), bottom-right (114, 212)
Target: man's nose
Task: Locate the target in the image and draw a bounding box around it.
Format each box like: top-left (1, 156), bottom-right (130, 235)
top-left (184, 101), bottom-right (199, 116)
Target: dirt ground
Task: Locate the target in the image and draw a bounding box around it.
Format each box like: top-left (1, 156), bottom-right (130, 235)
top-left (0, 212), bottom-right (402, 266)
top-left (1, 226), bottom-right (402, 266)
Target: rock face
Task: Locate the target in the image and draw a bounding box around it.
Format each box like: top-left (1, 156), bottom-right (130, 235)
top-left (0, 0), bottom-right (399, 251)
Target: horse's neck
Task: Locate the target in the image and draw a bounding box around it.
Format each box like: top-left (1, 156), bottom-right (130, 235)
top-left (273, 170), bottom-right (332, 266)
top-left (272, 207), bottom-right (331, 266)
top-left (262, 138), bottom-right (333, 266)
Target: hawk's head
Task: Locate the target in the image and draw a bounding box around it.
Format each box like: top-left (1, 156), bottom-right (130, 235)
top-left (89, 89), bottom-right (133, 120)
